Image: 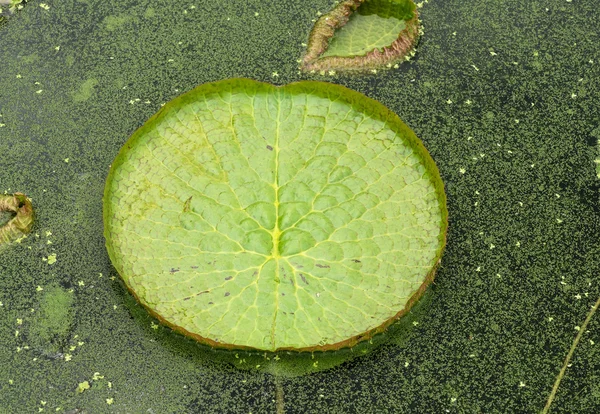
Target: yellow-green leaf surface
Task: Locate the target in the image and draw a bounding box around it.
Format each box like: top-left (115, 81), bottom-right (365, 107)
top-left (104, 78), bottom-right (447, 352)
top-left (321, 1), bottom-right (409, 58)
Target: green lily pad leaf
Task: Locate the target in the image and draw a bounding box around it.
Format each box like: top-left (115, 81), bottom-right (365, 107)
top-left (301, 0), bottom-right (420, 73)
top-left (104, 78), bottom-right (447, 352)
top-left (0, 193), bottom-right (34, 246)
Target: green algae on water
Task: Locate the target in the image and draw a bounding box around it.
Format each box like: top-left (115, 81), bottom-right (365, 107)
top-left (29, 286), bottom-right (75, 356)
top-left (0, 0), bottom-right (28, 29)
top-left (72, 78), bottom-right (99, 103)
top-left (2, 0), bottom-right (600, 411)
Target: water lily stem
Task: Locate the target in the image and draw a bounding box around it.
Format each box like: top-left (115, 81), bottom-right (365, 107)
top-left (542, 296), bottom-right (600, 413)
top-left (275, 375), bottom-right (284, 414)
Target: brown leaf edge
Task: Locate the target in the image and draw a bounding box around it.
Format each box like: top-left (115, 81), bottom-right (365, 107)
top-left (104, 78), bottom-right (448, 352)
top-left (301, 0), bottom-right (421, 74)
top-left (0, 193), bottom-right (34, 245)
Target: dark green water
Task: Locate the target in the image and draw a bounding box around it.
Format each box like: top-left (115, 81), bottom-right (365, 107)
top-left (1, 0), bottom-right (599, 412)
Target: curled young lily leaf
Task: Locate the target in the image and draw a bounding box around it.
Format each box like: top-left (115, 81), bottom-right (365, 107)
top-left (301, 0), bottom-right (420, 73)
top-left (104, 78), bottom-right (447, 352)
top-left (0, 193), bottom-right (34, 245)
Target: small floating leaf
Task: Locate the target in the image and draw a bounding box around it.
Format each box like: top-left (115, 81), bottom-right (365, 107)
top-left (103, 78), bottom-right (447, 352)
top-left (76, 381), bottom-right (90, 393)
top-left (302, 0), bottom-right (420, 73)
top-left (47, 253), bottom-right (57, 265)
top-left (0, 193), bottom-right (34, 246)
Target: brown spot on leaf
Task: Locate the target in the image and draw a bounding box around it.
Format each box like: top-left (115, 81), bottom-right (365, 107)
top-left (266, 145), bottom-right (273, 151)
top-left (224, 292), bottom-right (230, 297)
top-left (183, 196), bottom-right (193, 212)
top-left (351, 259), bottom-right (361, 263)
top-left (224, 276), bottom-right (233, 280)
top-left (315, 264), bottom-right (330, 268)
top-left (300, 274), bottom-right (308, 285)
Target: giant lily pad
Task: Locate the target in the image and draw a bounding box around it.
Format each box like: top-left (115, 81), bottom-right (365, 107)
top-left (103, 78), bottom-right (447, 352)
top-left (301, 0), bottom-right (420, 73)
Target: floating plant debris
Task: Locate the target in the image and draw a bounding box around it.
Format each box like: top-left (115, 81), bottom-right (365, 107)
top-left (0, 193), bottom-right (34, 246)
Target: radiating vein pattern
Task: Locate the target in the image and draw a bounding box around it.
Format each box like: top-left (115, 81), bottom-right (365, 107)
top-left (104, 79), bottom-right (447, 351)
